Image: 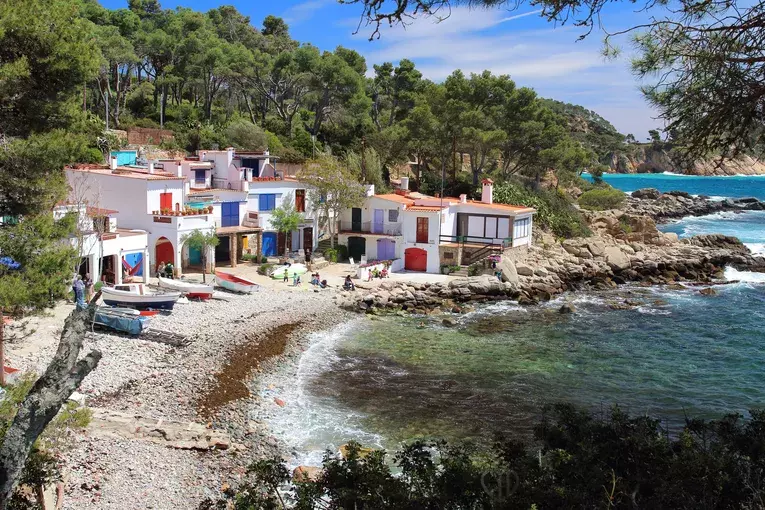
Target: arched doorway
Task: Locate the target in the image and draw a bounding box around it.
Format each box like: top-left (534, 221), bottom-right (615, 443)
top-left (155, 237), bottom-right (174, 271)
top-left (347, 236), bottom-right (366, 262)
top-left (404, 247), bottom-right (427, 272)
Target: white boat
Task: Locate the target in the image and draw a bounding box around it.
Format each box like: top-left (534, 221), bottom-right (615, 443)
top-left (270, 263), bottom-right (308, 280)
top-left (101, 284), bottom-right (181, 310)
top-left (215, 271), bottom-right (260, 294)
top-left (157, 276), bottom-right (214, 299)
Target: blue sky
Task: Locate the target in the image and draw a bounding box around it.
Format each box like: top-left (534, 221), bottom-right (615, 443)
top-left (100, 0), bottom-right (662, 138)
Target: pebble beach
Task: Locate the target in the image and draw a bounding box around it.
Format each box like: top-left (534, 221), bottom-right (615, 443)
top-left (5, 285), bottom-right (352, 509)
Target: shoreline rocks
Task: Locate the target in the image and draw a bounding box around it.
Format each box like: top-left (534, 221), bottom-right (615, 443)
top-left (625, 188), bottom-right (765, 222)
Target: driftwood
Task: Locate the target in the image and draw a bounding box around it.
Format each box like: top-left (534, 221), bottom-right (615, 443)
top-left (0, 306), bottom-right (102, 508)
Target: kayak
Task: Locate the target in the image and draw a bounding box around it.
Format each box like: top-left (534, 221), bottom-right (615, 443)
top-left (270, 264), bottom-right (308, 280)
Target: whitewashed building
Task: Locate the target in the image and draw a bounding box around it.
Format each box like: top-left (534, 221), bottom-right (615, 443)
top-left (65, 159), bottom-right (216, 277)
top-left (337, 178), bottom-right (535, 273)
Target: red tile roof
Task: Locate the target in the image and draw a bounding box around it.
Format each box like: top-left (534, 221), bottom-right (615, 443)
top-left (86, 206), bottom-right (119, 216)
top-left (375, 193), bottom-right (415, 205)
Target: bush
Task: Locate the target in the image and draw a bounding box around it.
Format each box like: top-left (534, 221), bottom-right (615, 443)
top-left (260, 255), bottom-right (268, 263)
top-left (241, 253), bottom-right (256, 262)
top-left (336, 244), bottom-right (349, 262)
top-left (224, 120), bottom-right (268, 151)
top-left (257, 263), bottom-right (273, 276)
top-left (578, 188), bottom-right (626, 210)
top-left (468, 263), bottom-right (482, 276)
top-left (493, 181), bottom-right (590, 238)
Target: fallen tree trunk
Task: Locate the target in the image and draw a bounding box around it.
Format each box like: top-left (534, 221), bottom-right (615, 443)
top-left (0, 306), bottom-right (101, 508)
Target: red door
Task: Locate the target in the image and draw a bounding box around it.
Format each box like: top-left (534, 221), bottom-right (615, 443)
top-left (416, 217), bottom-right (429, 243)
top-left (405, 248), bottom-right (427, 272)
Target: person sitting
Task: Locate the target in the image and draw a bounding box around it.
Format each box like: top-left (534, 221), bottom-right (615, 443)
top-left (344, 275), bottom-right (355, 291)
top-left (311, 273), bottom-right (320, 285)
top-left (320, 279), bottom-right (328, 289)
top-left (164, 262), bottom-right (174, 279)
top-left (380, 268), bottom-right (388, 279)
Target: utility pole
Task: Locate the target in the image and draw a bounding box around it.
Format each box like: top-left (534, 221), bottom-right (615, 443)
top-left (361, 136), bottom-right (367, 183)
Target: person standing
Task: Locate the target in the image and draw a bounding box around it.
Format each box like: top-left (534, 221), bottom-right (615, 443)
top-left (73, 275), bottom-right (86, 308)
top-left (84, 273), bottom-right (94, 302)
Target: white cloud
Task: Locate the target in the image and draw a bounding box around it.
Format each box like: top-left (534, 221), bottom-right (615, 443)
top-left (282, 0), bottom-right (335, 25)
top-left (346, 6), bottom-right (657, 136)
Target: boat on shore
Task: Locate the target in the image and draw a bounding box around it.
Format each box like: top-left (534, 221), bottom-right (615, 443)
top-left (157, 276), bottom-right (214, 299)
top-left (93, 306), bottom-right (151, 335)
top-left (101, 283), bottom-right (181, 310)
top-left (215, 271), bottom-right (260, 294)
top-left (270, 263), bottom-right (308, 280)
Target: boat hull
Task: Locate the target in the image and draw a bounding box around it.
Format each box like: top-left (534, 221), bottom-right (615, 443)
top-left (158, 276), bottom-right (214, 299)
top-left (103, 298), bottom-right (178, 310)
top-left (215, 271), bottom-right (259, 294)
top-left (101, 287), bottom-right (180, 310)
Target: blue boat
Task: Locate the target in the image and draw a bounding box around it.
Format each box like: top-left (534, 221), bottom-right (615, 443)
top-left (93, 308), bottom-right (151, 335)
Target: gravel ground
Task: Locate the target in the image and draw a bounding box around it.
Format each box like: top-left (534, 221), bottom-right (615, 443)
top-left (8, 287), bottom-right (352, 510)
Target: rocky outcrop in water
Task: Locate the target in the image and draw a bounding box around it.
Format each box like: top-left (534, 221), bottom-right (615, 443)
top-left (624, 188), bottom-right (765, 222)
top-left (609, 146), bottom-right (765, 175)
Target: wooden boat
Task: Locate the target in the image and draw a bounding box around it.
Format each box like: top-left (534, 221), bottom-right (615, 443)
top-left (101, 283), bottom-right (180, 310)
top-left (157, 276), bottom-right (214, 299)
top-left (215, 271), bottom-right (260, 294)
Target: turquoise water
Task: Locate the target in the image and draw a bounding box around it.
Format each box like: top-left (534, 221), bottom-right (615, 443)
top-left (264, 174), bottom-right (765, 465)
top-left (590, 172), bottom-right (765, 199)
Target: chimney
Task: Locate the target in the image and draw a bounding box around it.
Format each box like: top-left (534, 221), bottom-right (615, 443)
top-left (110, 156), bottom-right (117, 171)
top-left (459, 194), bottom-right (467, 204)
top-left (481, 178), bottom-right (494, 204)
top-left (400, 176), bottom-right (409, 191)
top-left (365, 184), bottom-right (375, 197)
top-left (175, 161), bottom-right (182, 178)
top-left (148, 162), bottom-right (155, 174)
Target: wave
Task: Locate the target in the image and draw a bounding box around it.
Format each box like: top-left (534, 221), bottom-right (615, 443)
top-left (745, 243), bottom-right (765, 256)
top-left (724, 266), bottom-right (765, 283)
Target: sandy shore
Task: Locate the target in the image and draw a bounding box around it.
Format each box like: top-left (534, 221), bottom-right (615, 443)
top-left (5, 280), bottom-right (352, 509)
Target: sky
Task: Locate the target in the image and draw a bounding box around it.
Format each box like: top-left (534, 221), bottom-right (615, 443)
top-left (100, 0), bottom-right (663, 139)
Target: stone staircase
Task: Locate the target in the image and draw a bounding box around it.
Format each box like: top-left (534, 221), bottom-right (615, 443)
top-left (450, 266), bottom-right (470, 277)
top-left (316, 235), bottom-right (337, 255)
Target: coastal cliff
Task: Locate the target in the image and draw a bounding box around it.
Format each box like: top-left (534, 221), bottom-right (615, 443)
top-left (608, 146), bottom-right (765, 176)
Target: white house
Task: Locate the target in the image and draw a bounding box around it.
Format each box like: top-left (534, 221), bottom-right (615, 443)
top-left (53, 203), bottom-right (149, 285)
top-left (337, 178), bottom-right (535, 273)
top-left (65, 159), bottom-right (216, 277)
top-left (181, 148), bottom-right (320, 259)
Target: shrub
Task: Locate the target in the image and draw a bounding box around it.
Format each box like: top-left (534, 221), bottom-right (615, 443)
top-left (578, 188), bottom-right (626, 211)
top-left (468, 263), bottom-right (482, 276)
top-left (325, 248), bottom-right (338, 263)
top-left (493, 181), bottom-right (590, 238)
top-left (257, 263), bottom-right (273, 276)
top-left (241, 253), bottom-right (256, 262)
top-left (336, 244), bottom-right (349, 262)
top-left (260, 255), bottom-right (268, 263)
top-left (224, 120), bottom-right (268, 151)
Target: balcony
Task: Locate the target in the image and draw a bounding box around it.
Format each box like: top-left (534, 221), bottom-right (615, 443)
top-left (339, 221), bottom-right (402, 236)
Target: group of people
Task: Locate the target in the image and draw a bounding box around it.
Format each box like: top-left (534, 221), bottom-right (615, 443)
top-left (366, 267), bottom-right (389, 281)
top-left (156, 261), bottom-right (174, 279)
top-left (310, 272), bottom-right (328, 289)
top-left (72, 273), bottom-right (94, 308)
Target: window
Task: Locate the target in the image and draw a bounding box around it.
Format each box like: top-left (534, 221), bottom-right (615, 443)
top-left (388, 209), bottom-right (399, 222)
top-left (159, 192), bottom-right (172, 211)
top-left (194, 169), bottom-right (206, 185)
top-left (514, 218), bottom-right (530, 238)
top-left (416, 217), bottom-right (429, 243)
top-left (319, 193), bottom-right (327, 204)
top-left (258, 194), bottom-right (277, 211)
top-left (295, 189), bottom-right (306, 212)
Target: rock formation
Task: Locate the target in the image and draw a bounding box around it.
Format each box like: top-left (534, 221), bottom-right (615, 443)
top-left (608, 146), bottom-right (765, 176)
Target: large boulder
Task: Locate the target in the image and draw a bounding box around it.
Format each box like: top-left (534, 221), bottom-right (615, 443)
top-left (632, 188), bottom-right (662, 200)
top-left (604, 246), bottom-right (631, 271)
top-left (515, 263), bottom-right (534, 276)
top-left (586, 240), bottom-right (606, 257)
top-left (497, 258), bottom-right (519, 285)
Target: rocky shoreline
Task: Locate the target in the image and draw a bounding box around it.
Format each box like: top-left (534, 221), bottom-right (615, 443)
top-left (626, 187), bottom-right (765, 222)
top-left (338, 200), bottom-right (765, 313)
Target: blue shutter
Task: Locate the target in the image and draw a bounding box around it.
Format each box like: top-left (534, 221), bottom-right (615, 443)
top-left (221, 202), bottom-right (239, 227)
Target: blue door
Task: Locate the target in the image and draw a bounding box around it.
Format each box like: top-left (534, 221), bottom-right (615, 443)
top-left (377, 238), bottom-right (395, 260)
top-left (373, 209), bottom-right (384, 234)
top-left (262, 232), bottom-right (277, 256)
top-left (189, 246), bottom-right (202, 265)
top-left (221, 202), bottom-right (239, 227)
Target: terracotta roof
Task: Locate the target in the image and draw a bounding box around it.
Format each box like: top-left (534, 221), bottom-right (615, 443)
top-left (374, 193), bottom-right (415, 205)
top-left (68, 165), bottom-right (184, 181)
top-left (482, 178), bottom-right (494, 185)
top-left (463, 200), bottom-right (535, 213)
top-left (86, 206), bottom-right (119, 216)
top-left (406, 205), bottom-right (446, 212)
top-left (188, 188), bottom-right (242, 195)
top-left (250, 176), bottom-right (299, 183)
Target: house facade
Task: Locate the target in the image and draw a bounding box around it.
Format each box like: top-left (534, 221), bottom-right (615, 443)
top-left (54, 203), bottom-right (150, 285)
top-left (337, 178), bottom-right (535, 273)
top-left (65, 159), bottom-right (216, 277)
top-left (181, 148), bottom-right (319, 259)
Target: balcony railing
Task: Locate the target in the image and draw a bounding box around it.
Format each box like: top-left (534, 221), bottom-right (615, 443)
top-left (339, 221), bottom-right (402, 235)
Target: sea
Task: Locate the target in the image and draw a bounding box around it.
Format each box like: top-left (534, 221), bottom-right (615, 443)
top-left (261, 172), bottom-right (765, 466)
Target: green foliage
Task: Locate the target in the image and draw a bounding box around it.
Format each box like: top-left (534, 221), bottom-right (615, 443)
top-left (578, 188), bottom-right (626, 211)
top-left (0, 214), bottom-right (78, 314)
top-left (324, 248), bottom-right (338, 263)
top-left (257, 263), bottom-right (273, 275)
top-left (224, 120), bottom-right (268, 151)
top-left (467, 264), bottom-right (482, 277)
top-left (217, 404), bottom-right (765, 509)
top-left (494, 181), bottom-right (590, 238)
top-left (181, 228), bottom-right (218, 280)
